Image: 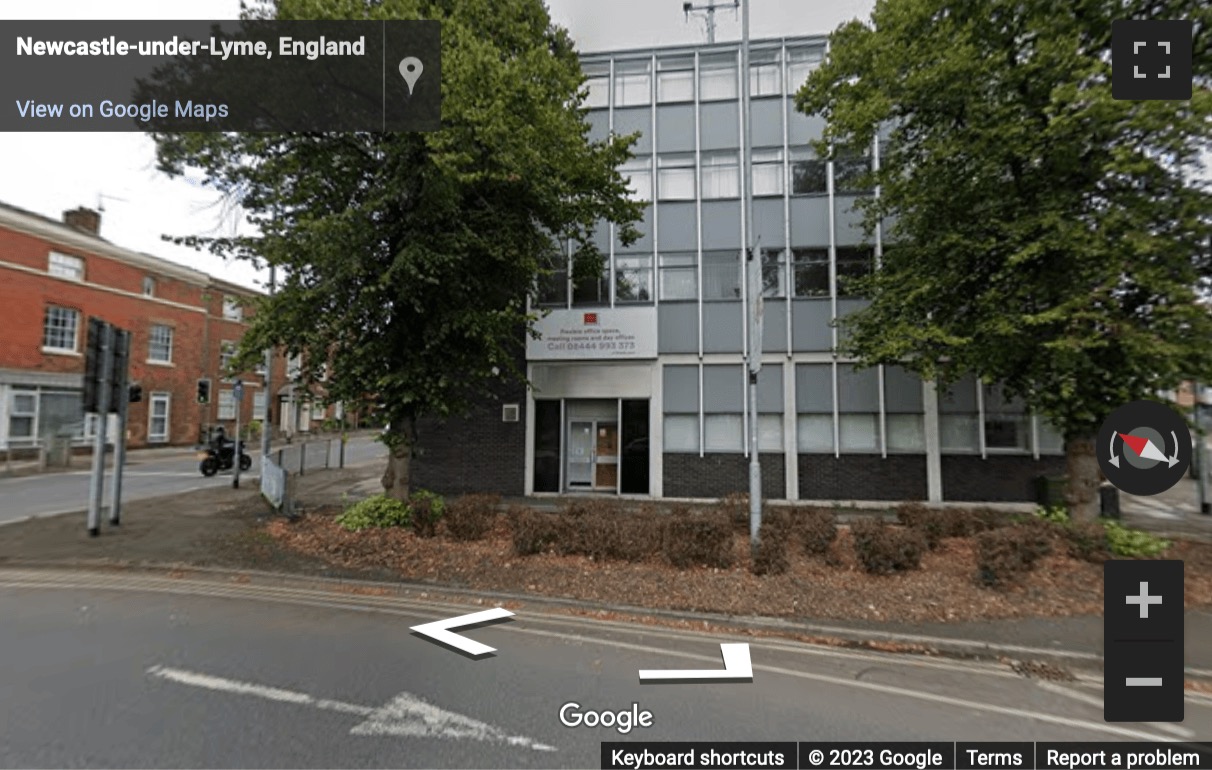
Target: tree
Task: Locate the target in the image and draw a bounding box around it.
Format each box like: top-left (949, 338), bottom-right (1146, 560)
top-left (796, 0), bottom-right (1212, 520)
top-left (151, 0), bottom-right (641, 500)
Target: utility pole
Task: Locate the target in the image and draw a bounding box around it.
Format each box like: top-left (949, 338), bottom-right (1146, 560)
top-left (260, 265), bottom-right (276, 461)
top-left (683, 0), bottom-right (738, 44)
top-left (738, 0), bottom-right (761, 550)
top-left (233, 378), bottom-right (244, 489)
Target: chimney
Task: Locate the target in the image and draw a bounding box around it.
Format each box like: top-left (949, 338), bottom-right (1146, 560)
top-left (63, 207), bottom-right (101, 235)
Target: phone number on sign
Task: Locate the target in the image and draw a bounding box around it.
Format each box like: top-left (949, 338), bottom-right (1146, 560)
top-left (545, 340), bottom-right (637, 351)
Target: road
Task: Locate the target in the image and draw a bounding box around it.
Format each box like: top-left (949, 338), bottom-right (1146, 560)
top-left (0, 569), bottom-right (1207, 769)
top-left (0, 435), bottom-right (385, 525)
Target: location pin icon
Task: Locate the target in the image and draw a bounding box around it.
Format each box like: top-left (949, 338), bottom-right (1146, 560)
top-left (398, 57), bottom-right (423, 96)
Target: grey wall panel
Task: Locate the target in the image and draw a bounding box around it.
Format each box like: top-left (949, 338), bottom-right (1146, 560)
top-left (885, 366), bottom-right (924, 413)
top-left (837, 364), bottom-right (879, 412)
top-left (618, 205), bottom-right (653, 253)
top-left (658, 302), bottom-right (699, 354)
top-left (758, 364), bottom-right (783, 412)
top-left (788, 111), bottom-right (825, 146)
top-left (700, 101), bottom-right (740, 150)
top-left (834, 298), bottom-right (869, 349)
top-left (656, 104), bottom-right (696, 153)
top-left (700, 200), bottom-right (742, 248)
top-left (590, 221), bottom-right (610, 252)
top-left (753, 199), bottom-right (785, 248)
top-left (656, 203), bottom-right (697, 251)
top-left (663, 364), bottom-right (700, 412)
top-left (834, 197), bottom-right (873, 246)
top-left (613, 107), bottom-right (652, 153)
top-left (586, 109), bottom-right (610, 142)
top-left (703, 302), bottom-right (744, 353)
top-left (703, 363), bottom-right (743, 411)
top-left (761, 299), bottom-right (787, 351)
top-left (751, 98), bottom-right (784, 147)
top-left (792, 299), bottom-right (833, 351)
top-left (940, 374), bottom-right (978, 413)
top-left (796, 363), bottom-right (832, 412)
top-left (789, 197), bottom-right (829, 245)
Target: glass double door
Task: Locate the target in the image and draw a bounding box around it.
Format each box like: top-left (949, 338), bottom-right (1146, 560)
top-left (566, 420), bottom-right (619, 491)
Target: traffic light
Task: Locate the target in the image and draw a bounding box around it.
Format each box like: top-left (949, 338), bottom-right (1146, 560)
top-left (107, 329), bottom-right (130, 414)
top-left (196, 378), bottom-right (211, 404)
top-left (128, 383), bottom-right (143, 403)
top-left (82, 317), bottom-right (105, 413)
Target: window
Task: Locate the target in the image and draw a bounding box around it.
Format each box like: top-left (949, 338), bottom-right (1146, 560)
top-left (663, 415), bottom-right (699, 452)
top-left (142, 276), bottom-right (155, 297)
top-left (572, 260), bottom-right (609, 307)
top-left (658, 252), bottom-right (696, 300)
top-left (983, 383), bottom-right (1030, 452)
top-left (699, 54), bottom-right (737, 101)
top-left (939, 376), bottom-right (979, 452)
top-left (786, 46), bottom-right (824, 94)
top-left (796, 363), bottom-right (834, 453)
top-left (701, 151), bottom-right (739, 199)
top-left (836, 247), bottom-right (874, 297)
top-left (657, 154), bottom-right (695, 200)
top-left (752, 148), bottom-right (784, 196)
top-left (48, 251), bottom-right (84, 280)
top-left (538, 247), bottom-right (569, 307)
top-left (584, 64), bottom-right (609, 109)
top-left (791, 148), bottom-right (827, 194)
top-left (792, 248), bottom-right (829, 297)
top-left (148, 324), bottom-right (173, 363)
top-left (253, 391), bottom-right (267, 421)
top-left (42, 306), bottom-right (79, 352)
top-left (885, 366), bottom-right (925, 453)
top-left (758, 414), bottom-right (784, 452)
top-left (222, 295), bottom-right (243, 321)
top-left (620, 156), bottom-right (652, 202)
top-left (219, 341), bottom-right (236, 379)
top-left (834, 151), bottom-right (874, 194)
top-left (704, 414), bottom-right (743, 452)
top-left (1038, 419), bottom-right (1064, 454)
top-left (217, 390), bottom-right (236, 420)
top-left (702, 250), bottom-right (741, 300)
top-left (287, 353), bottom-right (302, 380)
top-left (761, 248), bottom-right (786, 298)
top-left (749, 50), bottom-right (782, 96)
top-left (615, 255), bottom-right (652, 303)
top-left (613, 60), bottom-right (651, 107)
top-left (838, 364), bottom-right (880, 452)
top-left (148, 393), bottom-right (170, 443)
top-left (8, 390), bottom-right (36, 441)
top-left (657, 56), bottom-right (694, 103)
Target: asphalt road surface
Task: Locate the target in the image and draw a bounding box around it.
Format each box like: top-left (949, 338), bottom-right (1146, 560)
top-left (0, 436), bottom-right (385, 525)
top-left (0, 570), bottom-right (1207, 769)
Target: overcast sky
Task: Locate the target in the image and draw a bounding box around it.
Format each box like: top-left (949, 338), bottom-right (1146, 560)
top-left (0, 1), bottom-right (874, 290)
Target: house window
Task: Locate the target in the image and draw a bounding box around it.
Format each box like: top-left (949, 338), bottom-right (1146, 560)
top-left (656, 55), bottom-right (694, 103)
top-left (752, 148), bottom-right (785, 197)
top-left (613, 59), bottom-right (651, 107)
top-left (761, 248), bottom-right (786, 298)
top-left (584, 64), bottom-right (609, 109)
top-left (792, 248), bottom-right (830, 297)
top-left (620, 156), bottom-right (652, 202)
top-left (702, 250), bottom-right (741, 300)
top-left (657, 153), bottom-right (696, 200)
top-left (42, 306), bottom-right (79, 352)
top-left (219, 341), bottom-right (236, 380)
top-left (217, 390), bottom-right (236, 420)
top-left (786, 46), bottom-right (824, 94)
top-left (791, 148), bottom-right (828, 194)
top-left (749, 50), bottom-right (782, 96)
top-left (287, 353), bottom-right (303, 380)
top-left (836, 247), bottom-right (875, 297)
top-left (148, 324), bottom-right (173, 363)
top-left (658, 252), bottom-right (697, 300)
top-left (48, 251), bottom-right (84, 280)
top-left (253, 391), bottom-right (267, 421)
top-left (699, 54), bottom-right (737, 101)
top-left (148, 393), bottom-right (170, 443)
top-left (701, 151), bottom-right (739, 199)
top-left (222, 295), bottom-right (243, 321)
top-left (311, 402), bottom-right (326, 421)
top-left (8, 390), bottom-right (36, 441)
top-left (615, 255), bottom-right (653, 303)
top-left (142, 276), bottom-right (155, 297)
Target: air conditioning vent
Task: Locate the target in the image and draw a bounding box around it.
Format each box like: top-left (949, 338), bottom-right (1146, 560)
top-left (502, 404), bottom-right (520, 423)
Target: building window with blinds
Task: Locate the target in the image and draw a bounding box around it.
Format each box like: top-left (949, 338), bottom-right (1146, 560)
top-left (620, 156), bottom-right (653, 202)
top-left (700, 151), bottom-right (739, 199)
top-left (702, 250), bottom-right (741, 300)
top-left (790, 148), bottom-right (828, 194)
top-left (796, 364), bottom-right (834, 453)
top-left (749, 49), bottom-right (782, 96)
top-left (615, 255), bottom-right (653, 303)
top-left (659, 252), bottom-right (697, 300)
top-left (663, 365), bottom-right (700, 453)
top-left (752, 148), bottom-right (784, 197)
top-left (837, 364), bottom-right (880, 452)
top-left (657, 55), bottom-right (694, 103)
top-left (835, 247), bottom-right (874, 297)
top-left (584, 63), bottom-right (610, 108)
top-left (786, 46), bottom-right (824, 94)
top-left (699, 53), bottom-right (737, 101)
top-left (939, 376), bottom-right (980, 453)
top-left (657, 153), bottom-right (696, 200)
top-left (792, 248), bottom-right (830, 297)
top-left (613, 59), bottom-right (651, 107)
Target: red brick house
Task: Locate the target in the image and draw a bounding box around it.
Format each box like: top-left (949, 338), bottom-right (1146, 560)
top-left (0, 201), bottom-right (299, 454)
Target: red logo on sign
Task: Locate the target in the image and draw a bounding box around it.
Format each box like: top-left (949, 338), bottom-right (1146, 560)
top-left (583, 312), bottom-right (598, 325)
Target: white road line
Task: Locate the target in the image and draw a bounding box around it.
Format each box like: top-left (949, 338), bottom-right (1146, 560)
top-left (146, 665), bottom-right (556, 752)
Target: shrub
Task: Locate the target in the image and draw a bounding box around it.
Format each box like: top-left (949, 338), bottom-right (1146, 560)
top-left (719, 491), bottom-right (751, 531)
top-left (511, 507), bottom-right (561, 555)
top-left (895, 502), bottom-right (946, 549)
top-left (662, 507), bottom-right (734, 568)
top-left (407, 489), bottom-right (445, 538)
top-left (1034, 505), bottom-right (1070, 524)
top-left (1104, 521), bottom-right (1170, 557)
top-left (1064, 521), bottom-right (1112, 563)
top-left (445, 494), bottom-right (500, 541)
top-left (793, 508), bottom-right (838, 555)
top-left (751, 518), bottom-right (790, 576)
top-left (336, 494), bottom-right (411, 532)
top-left (850, 519), bottom-right (926, 574)
top-left (975, 524), bottom-right (1055, 587)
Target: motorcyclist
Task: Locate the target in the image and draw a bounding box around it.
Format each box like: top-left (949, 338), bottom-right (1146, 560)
top-left (210, 426), bottom-right (233, 456)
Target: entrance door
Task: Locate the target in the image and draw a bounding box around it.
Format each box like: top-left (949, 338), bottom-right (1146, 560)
top-left (594, 422), bottom-right (619, 489)
top-left (566, 421), bottom-right (595, 488)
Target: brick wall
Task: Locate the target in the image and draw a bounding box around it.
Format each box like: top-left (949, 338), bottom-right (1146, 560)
top-left (941, 454), bottom-right (1066, 502)
top-left (411, 383), bottom-right (529, 497)
top-left (798, 454), bottom-right (928, 501)
top-left (663, 453), bottom-right (785, 500)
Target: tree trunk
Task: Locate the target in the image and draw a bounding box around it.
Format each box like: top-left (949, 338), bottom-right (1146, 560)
top-left (1064, 434), bottom-right (1100, 522)
top-left (380, 417), bottom-right (416, 502)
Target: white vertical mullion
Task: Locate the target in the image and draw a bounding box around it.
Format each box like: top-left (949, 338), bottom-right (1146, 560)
top-left (878, 365), bottom-right (887, 459)
top-left (698, 362), bottom-right (705, 458)
top-left (781, 40), bottom-right (793, 358)
top-left (616, 398), bottom-right (623, 494)
top-left (976, 380), bottom-right (987, 459)
top-left (737, 47), bottom-right (750, 461)
top-left (558, 398), bottom-right (566, 492)
top-left (648, 53), bottom-right (658, 311)
top-left (524, 363), bottom-right (535, 495)
top-left (1031, 413), bottom-right (1040, 461)
top-left (784, 359), bottom-right (797, 500)
top-left (650, 362), bottom-right (663, 498)
top-left (831, 360), bottom-right (841, 459)
top-left (924, 379), bottom-right (943, 502)
top-left (741, 361), bottom-right (749, 459)
top-left (694, 51), bottom-right (704, 358)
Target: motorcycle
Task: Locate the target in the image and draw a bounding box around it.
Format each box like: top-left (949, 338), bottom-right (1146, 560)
top-left (198, 438), bottom-right (252, 476)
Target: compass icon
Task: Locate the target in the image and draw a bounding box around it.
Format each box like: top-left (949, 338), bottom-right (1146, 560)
top-left (1099, 400), bottom-right (1191, 496)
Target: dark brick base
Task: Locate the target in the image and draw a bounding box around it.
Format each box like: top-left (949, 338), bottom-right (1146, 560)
top-left (941, 454), bottom-right (1066, 502)
top-left (412, 387), bottom-right (528, 497)
top-left (798, 454), bottom-right (927, 501)
top-left (663, 453), bottom-right (785, 499)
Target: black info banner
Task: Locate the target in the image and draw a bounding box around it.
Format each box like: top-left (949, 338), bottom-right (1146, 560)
top-left (600, 742), bottom-right (1212, 770)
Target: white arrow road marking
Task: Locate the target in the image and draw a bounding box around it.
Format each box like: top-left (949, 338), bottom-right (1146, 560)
top-left (410, 607), bottom-right (514, 657)
top-left (638, 642), bottom-right (753, 683)
top-left (147, 665), bottom-right (555, 752)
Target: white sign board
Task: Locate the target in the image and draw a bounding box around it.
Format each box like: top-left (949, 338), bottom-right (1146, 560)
top-left (527, 307), bottom-right (657, 361)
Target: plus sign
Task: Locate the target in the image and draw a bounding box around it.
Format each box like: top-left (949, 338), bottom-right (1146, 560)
top-left (1126, 581), bottom-right (1163, 618)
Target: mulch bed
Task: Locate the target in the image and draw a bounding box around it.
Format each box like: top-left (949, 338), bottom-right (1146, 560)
top-left (262, 507), bottom-right (1212, 625)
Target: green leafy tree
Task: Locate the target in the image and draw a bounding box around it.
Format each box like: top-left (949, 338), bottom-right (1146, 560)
top-left (796, 0), bottom-right (1212, 520)
top-left (152, 0), bottom-right (641, 500)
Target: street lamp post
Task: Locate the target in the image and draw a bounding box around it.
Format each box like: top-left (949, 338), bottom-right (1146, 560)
top-left (740, 0), bottom-right (761, 550)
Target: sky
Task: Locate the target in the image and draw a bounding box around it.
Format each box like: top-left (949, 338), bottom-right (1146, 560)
top-left (0, 1), bottom-right (875, 290)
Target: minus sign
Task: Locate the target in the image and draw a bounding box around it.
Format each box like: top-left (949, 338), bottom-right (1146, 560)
top-left (1126, 678), bottom-right (1164, 686)
top-left (1112, 639), bottom-right (1174, 643)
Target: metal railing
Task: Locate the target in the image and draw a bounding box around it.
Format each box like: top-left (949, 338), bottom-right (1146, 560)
top-left (260, 436), bottom-right (347, 517)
